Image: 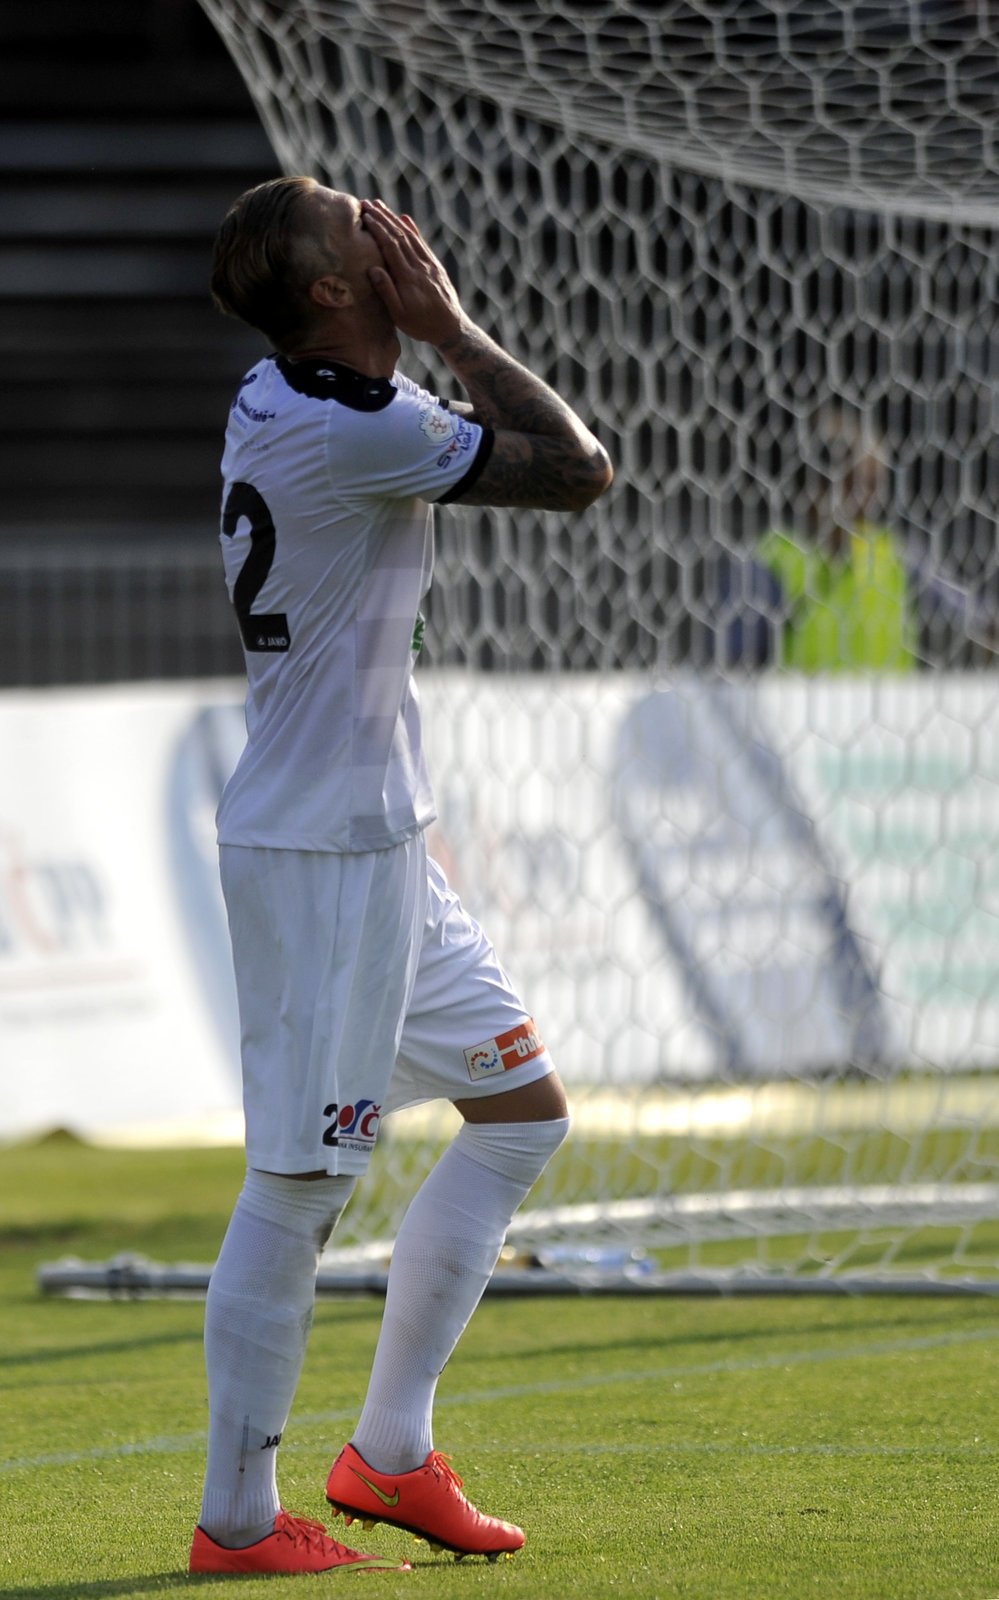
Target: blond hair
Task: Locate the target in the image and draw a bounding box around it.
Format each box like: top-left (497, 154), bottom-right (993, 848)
top-left (210, 176), bottom-right (338, 349)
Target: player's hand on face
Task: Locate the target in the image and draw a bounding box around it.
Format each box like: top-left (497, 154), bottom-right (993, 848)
top-left (361, 199), bottom-right (465, 347)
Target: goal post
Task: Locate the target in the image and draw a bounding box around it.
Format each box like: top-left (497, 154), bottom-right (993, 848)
top-left (191, 0), bottom-right (999, 1290)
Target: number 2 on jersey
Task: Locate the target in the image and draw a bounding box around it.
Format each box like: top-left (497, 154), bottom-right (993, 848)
top-left (221, 481), bottom-right (291, 653)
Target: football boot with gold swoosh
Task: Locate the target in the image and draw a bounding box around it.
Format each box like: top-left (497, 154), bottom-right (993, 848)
top-left (326, 1443), bottom-right (525, 1561)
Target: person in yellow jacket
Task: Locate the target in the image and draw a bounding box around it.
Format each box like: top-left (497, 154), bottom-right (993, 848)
top-left (758, 520), bottom-right (915, 673)
top-left (758, 424), bottom-right (917, 673)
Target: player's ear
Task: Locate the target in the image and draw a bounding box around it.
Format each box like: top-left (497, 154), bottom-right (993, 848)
top-left (310, 274), bottom-right (352, 310)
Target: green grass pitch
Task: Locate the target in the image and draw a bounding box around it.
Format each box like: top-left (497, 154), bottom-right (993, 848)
top-left (3, 1137), bottom-right (999, 1600)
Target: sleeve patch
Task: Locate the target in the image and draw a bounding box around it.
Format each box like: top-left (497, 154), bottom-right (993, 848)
top-left (418, 404), bottom-right (478, 470)
top-left (418, 402), bottom-right (457, 443)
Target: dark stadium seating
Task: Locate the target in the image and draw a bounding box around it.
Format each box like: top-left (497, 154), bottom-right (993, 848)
top-left (0, 0), bottom-right (279, 682)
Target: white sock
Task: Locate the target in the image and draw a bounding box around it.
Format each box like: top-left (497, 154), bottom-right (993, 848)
top-left (199, 1168), bottom-right (354, 1547)
top-left (351, 1116), bottom-right (569, 1474)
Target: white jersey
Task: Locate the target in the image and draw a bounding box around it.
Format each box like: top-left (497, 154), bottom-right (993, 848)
top-left (215, 354), bottom-right (492, 852)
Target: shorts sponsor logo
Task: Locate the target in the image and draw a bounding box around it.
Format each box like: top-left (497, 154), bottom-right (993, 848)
top-left (464, 1040), bottom-right (503, 1079)
top-left (463, 1019), bottom-right (545, 1082)
top-left (322, 1099), bottom-right (382, 1151)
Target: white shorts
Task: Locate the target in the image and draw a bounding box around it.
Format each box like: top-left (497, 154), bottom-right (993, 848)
top-left (219, 833), bottom-right (554, 1175)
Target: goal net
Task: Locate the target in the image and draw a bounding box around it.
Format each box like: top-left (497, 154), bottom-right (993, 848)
top-left (194, 0), bottom-right (999, 1289)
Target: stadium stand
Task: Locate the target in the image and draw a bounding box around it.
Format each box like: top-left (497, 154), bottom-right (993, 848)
top-left (0, 0), bottom-right (279, 684)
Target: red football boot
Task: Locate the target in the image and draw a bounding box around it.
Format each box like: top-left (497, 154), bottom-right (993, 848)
top-left (326, 1443), bottom-right (525, 1561)
top-left (189, 1508), bottom-right (411, 1573)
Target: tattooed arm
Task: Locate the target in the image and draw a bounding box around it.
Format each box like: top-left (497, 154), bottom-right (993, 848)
top-left (432, 321), bottom-right (613, 509)
top-left (361, 200), bottom-right (613, 511)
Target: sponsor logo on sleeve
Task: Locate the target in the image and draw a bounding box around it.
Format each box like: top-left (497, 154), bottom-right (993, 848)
top-left (435, 416), bottom-right (476, 468)
top-left (417, 405), bottom-right (477, 468)
top-left (463, 1019), bottom-right (546, 1081)
top-left (418, 403), bottom-right (458, 444)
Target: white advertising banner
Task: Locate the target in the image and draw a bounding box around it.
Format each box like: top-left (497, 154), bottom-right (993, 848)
top-left (0, 683), bottom-right (245, 1143)
top-left (1, 672), bottom-right (997, 1142)
top-left (760, 675), bottom-right (999, 1071)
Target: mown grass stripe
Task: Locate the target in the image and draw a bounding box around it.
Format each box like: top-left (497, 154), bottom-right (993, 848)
top-left (5, 1321), bottom-right (998, 1476)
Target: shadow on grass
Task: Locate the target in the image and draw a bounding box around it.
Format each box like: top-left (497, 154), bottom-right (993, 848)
top-left (490, 1300), bottom-right (999, 1365)
top-left (16, 1559), bottom-right (449, 1596)
top-left (12, 1578), bottom-right (192, 1599)
top-left (2, 1302), bottom-right (378, 1373)
top-left (0, 1328), bottom-right (205, 1371)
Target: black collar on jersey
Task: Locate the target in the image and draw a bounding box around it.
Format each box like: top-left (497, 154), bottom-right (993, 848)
top-left (274, 354), bottom-right (396, 411)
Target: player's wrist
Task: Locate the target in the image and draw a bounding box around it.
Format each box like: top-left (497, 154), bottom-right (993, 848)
top-left (432, 313), bottom-right (496, 364)
top-left (433, 312), bottom-right (481, 359)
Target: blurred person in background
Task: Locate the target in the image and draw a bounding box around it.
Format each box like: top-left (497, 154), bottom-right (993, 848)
top-left (707, 406), bottom-right (995, 672)
top-left (758, 409), bottom-right (916, 672)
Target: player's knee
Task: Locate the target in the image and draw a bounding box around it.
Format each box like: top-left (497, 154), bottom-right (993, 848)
top-left (455, 1113), bottom-right (570, 1188)
top-left (242, 1167), bottom-right (356, 1244)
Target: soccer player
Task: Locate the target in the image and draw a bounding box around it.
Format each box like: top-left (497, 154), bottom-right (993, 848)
top-left (189, 177), bottom-right (613, 1576)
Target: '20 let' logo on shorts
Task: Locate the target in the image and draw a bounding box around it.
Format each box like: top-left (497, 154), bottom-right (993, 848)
top-left (322, 1099), bottom-right (381, 1152)
top-left (463, 1019), bottom-right (545, 1082)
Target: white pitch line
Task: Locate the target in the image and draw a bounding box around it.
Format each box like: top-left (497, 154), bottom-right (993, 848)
top-left (4, 1323), bottom-right (999, 1476)
top-left (438, 1439), bottom-right (999, 1459)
